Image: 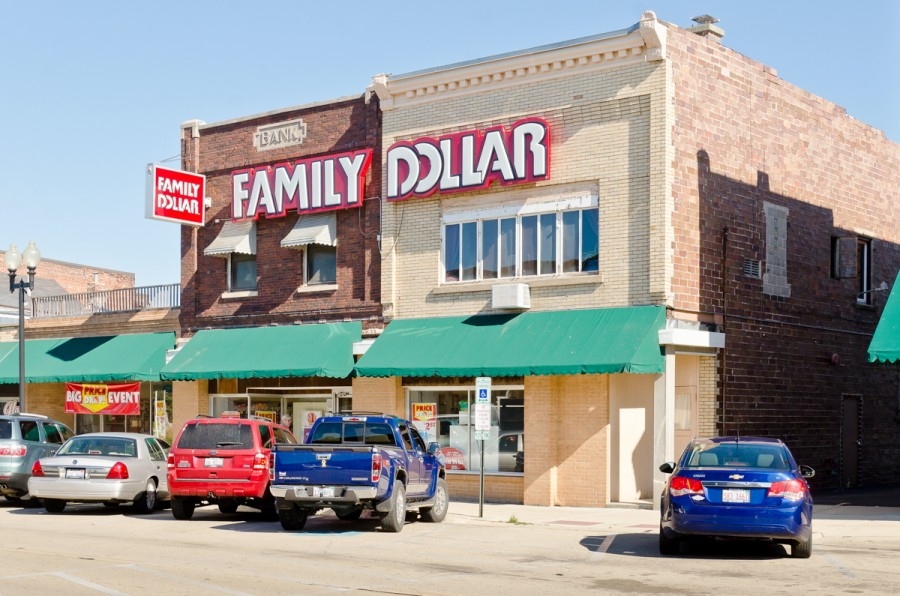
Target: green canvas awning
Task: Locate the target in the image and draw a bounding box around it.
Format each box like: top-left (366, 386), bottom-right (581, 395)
top-left (160, 322), bottom-right (361, 380)
top-left (868, 271), bottom-right (900, 363)
top-left (355, 306), bottom-right (667, 378)
top-left (0, 332), bottom-right (175, 383)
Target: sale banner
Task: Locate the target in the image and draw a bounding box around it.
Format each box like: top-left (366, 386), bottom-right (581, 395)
top-left (65, 382), bottom-right (141, 415)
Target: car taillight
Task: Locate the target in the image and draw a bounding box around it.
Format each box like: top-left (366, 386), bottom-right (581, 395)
top-left (371, 453), bottom-right (382, 483)
top-left (268, 452), bottom-right (275, 481)
top-left (669, 475), bottom-right (704, 497)
top-left (106, 462), bottom-right (129, 480)
top-left (252, 452), bottom-right (268, 471)
top-left (1, 445), bottom-right (27, 457)
top-left (31, 460), bottom-right (44, 477)
top-left (768, 479), bottom-right (806, 501)
top-left (167, 454), bottom-right (175, 470)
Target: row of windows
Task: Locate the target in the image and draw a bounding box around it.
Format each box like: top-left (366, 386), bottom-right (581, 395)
top-left (228, 246), bottom-right (335, 292)
top-left (443, 208), bottom-right (599, 283)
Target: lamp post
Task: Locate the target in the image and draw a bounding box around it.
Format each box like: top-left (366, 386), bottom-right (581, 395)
top-left (5, 241), bottom-right (41, 413)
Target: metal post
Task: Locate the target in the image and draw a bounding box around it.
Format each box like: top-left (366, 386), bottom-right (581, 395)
top-left (17, 281), bottom-right (25, 413)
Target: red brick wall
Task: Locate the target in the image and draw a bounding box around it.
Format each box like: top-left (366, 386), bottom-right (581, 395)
top-left (179, 95), bottom-right (383, 335)
top-left (0, 255), bottom-right (135, 294)
top-left (667, 26), bottom-right (900, 488)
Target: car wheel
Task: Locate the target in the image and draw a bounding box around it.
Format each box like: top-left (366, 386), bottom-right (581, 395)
top-left (659, 525), bottom-right (680, 555)
top-left (43, 498), bottom-right (66, 513)
top-left (791, 534), bottom-right (812, 559)
top-left (133, 479), bottom-right (158, 514)
top-left (217, 500), bottom-right (239, 514)
top-left (171, 496), bottom-right (195, 520)
top-left (335, 508), bottom-right (363, 521)
top-left (420, 478), bottom-right (449, 523)
top-left (381, 482), bottom-right (406, 533)
top-left (278, 505), bottom-right (309, 531)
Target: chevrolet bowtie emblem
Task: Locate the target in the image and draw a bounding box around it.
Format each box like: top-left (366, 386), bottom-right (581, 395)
top-left (729, 474), bottom-right (744, 480)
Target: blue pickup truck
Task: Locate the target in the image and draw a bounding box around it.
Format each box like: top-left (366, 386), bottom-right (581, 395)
top-left (269, 413), bottom-right (448, 532)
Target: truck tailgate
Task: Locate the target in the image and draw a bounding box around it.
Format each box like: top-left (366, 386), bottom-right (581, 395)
top-left (274, 444), bottom-right (376, 485)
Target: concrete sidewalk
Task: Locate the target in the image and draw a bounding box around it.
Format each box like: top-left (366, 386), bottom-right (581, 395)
top-left (446, 494), bottom-right (900, 530)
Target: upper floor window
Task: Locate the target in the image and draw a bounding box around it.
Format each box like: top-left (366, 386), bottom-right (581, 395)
top-left (831, 234), bottom-right (873, 305)
top-left (443, 205), bottom-right (598, 283)
top-left (229, 253), bottom-right (257, 291)
top-left (306, 245), bottom-right (337, 285)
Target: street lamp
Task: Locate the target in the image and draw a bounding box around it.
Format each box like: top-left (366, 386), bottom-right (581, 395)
top-left (5, 241), bottom-right (41, 413)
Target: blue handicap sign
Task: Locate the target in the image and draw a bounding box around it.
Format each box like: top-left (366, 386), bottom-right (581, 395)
top-left (479, 389), bottom-right (488, 399)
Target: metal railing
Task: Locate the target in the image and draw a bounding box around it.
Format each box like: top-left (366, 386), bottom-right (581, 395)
top-left (31, 283), bottom-right (181, 319)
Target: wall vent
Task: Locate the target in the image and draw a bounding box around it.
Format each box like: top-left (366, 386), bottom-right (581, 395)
top-left (491, 283), bottom-right (531, 310)
top-left (743, 258), bottom-right (761, 278)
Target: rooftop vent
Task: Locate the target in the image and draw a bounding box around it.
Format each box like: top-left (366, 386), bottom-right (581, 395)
top-left (688, 15), bottom-right (725, 42)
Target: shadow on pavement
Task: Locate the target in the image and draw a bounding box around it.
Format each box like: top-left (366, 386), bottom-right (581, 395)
top-left (812, 484), bottom-right (900, 507)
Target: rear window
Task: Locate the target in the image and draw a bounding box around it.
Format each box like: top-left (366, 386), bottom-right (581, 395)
top-left (176, 422), bottom-right (254, 450)
top-left (0, 419), bottom-right (11, 440)
top-left (684, 443), bottom-right (789, 470)
top-left (309, 421), bottom-right (396, 446)
top-left (59, 437), bottom-right (137, 457)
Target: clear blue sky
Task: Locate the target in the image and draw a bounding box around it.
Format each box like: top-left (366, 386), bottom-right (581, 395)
top-left (1, 1), bottom-right (897, 287)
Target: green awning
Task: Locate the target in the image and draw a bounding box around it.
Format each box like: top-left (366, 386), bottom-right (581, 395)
top-left (355, 306), bottom-right (667, 378)
top-left (0, 332), bottom-right (175, 383)
top-left (160, 322), bottom-right (361, 380)
top-left (868, 271), bottom-right (900, 363)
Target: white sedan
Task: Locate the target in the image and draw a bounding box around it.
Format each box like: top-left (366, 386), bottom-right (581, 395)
top-left (27, 432), bottom-right (169, 514)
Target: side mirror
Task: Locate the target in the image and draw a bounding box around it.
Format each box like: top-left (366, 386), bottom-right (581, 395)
top-left (427, 442), bottom-right (442, 455)
top-left (659, 462), bottom-right (675, 474)
top-left (800, 465), bottom-right (815, 479)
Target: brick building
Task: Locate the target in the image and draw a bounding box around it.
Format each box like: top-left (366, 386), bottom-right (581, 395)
top-left (351, 11), bottom-right (899, 506)
top-left (163, 94), bottom-right (383, 440)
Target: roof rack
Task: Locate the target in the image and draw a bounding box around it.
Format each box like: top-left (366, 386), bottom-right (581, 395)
top-left (337, 410), bottom-right (398, 418)
top-left (8, 412), bottom-right (49, 419)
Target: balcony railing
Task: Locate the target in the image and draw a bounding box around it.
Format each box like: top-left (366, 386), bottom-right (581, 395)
top-left (31, 283), bottom-right (181, 319)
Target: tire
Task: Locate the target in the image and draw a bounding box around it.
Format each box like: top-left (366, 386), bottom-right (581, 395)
top-left (380, 482), bottom-right (406, 533)
top-left (659, 526), bottom-right (680, 555)
top-left (171, 496), bottom-right (195, 520)
top-left (420, 478), bottom-right (449, 523)
top-left (217, 500), bottom-right (239, 514)
top-left (278, 505), bottom-right (309, 531)
top-left (791, 534), bottom-right (812, 559)
top-left (132, 479), bottom-right (158, 514)
top-left (335, 508), bottom-right (363, 521)
top-left (43, 498), bottom-right (66, 513)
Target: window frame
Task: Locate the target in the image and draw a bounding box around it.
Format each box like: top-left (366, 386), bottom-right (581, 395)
top-left (228, 252), bottom-right (258, 292)
top-left (441, 198), bottom-right (599, 284)
top-left (304, 244), bottom-right (337, 286)
top-left (856, 237), bottom-right (873, 305)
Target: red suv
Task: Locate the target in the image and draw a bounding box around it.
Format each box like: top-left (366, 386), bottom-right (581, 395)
top-left (167, 415), bottom-right (298, 520)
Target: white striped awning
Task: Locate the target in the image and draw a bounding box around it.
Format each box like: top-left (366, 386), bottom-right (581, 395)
top-left (281, 212), bottom-right (337, 248)
top-left (204, 220), bottom-right (256, 257)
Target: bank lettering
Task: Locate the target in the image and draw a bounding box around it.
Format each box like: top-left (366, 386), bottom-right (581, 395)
top-left (232, 149), bottom-right (372, 220)
top-left (386, 117), bottom-right (550, 201)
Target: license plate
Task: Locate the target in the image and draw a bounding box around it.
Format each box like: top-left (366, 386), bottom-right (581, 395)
top-left (313, 486), bottom-right (334, 497)
top-left (204, 457), bottom-right (223, 468)
top-left (65, 468), bottom-right (86, 479)
top-left (722, 488), bottom-right (750, 503)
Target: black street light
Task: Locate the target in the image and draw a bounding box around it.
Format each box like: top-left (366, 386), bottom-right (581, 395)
top-left (5, 241), bottom-right (41, 413)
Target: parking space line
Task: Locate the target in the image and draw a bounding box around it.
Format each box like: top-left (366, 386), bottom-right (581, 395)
top-left (53, 571), bottom-right (127, 595)
top-left (820, 554), bottom-right (856, 580)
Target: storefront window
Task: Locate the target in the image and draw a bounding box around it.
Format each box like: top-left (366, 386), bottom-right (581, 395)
top-left (408, 387), bottom-right (524, 474)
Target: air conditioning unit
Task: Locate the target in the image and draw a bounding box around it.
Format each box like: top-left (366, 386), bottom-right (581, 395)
top-left (491, 283), bottom-right (531, 310)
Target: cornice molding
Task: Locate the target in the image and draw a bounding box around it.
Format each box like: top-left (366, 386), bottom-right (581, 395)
top-left (371, 11), bottom-right (667, 112)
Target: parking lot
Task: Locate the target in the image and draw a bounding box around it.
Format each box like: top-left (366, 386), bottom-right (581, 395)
top-left (1, 491), bottom-right (898, 595)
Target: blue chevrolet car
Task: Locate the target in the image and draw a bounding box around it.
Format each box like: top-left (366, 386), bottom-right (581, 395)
top-left (659, 437), bottom-right (815, 558)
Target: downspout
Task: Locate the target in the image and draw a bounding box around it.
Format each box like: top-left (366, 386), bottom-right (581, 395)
top-left (721, 226), bottom-right (729, 434)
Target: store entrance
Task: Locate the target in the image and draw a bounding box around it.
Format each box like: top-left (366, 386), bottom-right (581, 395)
top-left (210, 387), bottom-right (351, 442)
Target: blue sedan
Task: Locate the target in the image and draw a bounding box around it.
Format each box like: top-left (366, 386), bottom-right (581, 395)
top-left (659, 437), bottom-right (814, 558)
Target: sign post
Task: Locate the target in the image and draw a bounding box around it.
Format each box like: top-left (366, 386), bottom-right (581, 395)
top-left (475, 377), bottom-right (491, 517)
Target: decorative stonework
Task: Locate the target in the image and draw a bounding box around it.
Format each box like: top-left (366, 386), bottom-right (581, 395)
top-left (371, 12), bottom-right (667, 111)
